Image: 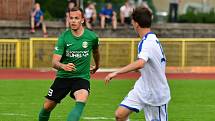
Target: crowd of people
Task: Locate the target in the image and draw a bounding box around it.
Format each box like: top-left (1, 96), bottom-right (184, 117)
top-left (66, 0), bottom-right (135, 30)
top-left (30, 0), bottom-right (139, 36)
top-left (30, 0), bottom-right (181, 37)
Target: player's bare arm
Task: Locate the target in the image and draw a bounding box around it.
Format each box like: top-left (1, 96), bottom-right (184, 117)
top-left (105, 59), bottom-right (145, 84)
top-left (90, 47), bottom-right (100, 74)
top-left (52, 54), bottom-right (76, 71)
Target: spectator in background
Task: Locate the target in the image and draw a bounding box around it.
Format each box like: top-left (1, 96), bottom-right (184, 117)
top-left (85, 2), bottom-right (97, 29)
top-left (67, 0), bottom-right (78, 6)
top-left (99, 3), bottom-right (117, 29)
top-left (66, 1), bottom-right (76, 28)
top-left (169, 0), bottom-right (181, 22)
top-left (120, 0), bottom-right (134, 25)
top-left (137, 0), bottom-right (157, 22)
top-left (69, 0), bottom-right (79, 7)
top-left (30, 3), bottom-right (48, 37)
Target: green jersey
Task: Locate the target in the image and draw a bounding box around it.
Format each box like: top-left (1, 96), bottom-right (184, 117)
top-left (54, 29), bottom-right (99, 81)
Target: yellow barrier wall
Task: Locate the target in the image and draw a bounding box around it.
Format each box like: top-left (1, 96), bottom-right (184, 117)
top-left (0, 39), bottom-right (20, 68)
top-left (0, 38), bottom-right (215, 68)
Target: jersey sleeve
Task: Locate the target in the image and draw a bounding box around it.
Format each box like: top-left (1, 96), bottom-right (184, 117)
top-left (54, 34), bottom-right (65, 55)
top-left (138, 42), bottom-right (150, 62)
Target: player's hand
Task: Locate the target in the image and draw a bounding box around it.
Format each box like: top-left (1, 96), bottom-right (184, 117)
top-left (104, 72), bottom-right (117, 85)
top-left (62, 63), bottom-right (76, 71)
top-left (90, 65), bottom-right (99, 74)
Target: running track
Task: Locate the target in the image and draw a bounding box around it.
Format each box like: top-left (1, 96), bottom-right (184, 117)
top-left (0, 69), bottom-right (214, 80)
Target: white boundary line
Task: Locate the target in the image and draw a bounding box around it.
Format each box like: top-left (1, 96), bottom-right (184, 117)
top-left (83, 117), bottom-right (115, 120)
top-left (0, 113), bottom-right (142, 121)
top-left (0, 113), bottom-right (29, 117)
top-left (0, 113), bottom-right (115, 120)
top-left (97, 68), bottom-right (119, 72)
top-left (0, 102), bottom-right (37, 105)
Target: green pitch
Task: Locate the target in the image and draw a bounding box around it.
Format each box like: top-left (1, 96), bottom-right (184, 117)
top-left (0, 79), bottom-right (215, 121)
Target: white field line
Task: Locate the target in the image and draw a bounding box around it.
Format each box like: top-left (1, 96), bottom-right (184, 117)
top-left (83, 117), bottom-right (115, 120)
top-left (0, 113), bottom-right (141, 121)
top-left (0, 103), bottom-right (111, 106)
top-left (0, 102), bottom-right (38, 105)
top-left (97, 68), bottom-right (118, 72)
top-left (0, 113), bottom-right (29, 117)
top-left (0, 113), bottom-right (114, 120)
top-left (83, 117), bottom-right (141, 121)
top-left (0, 113), bottom-right (64, 118)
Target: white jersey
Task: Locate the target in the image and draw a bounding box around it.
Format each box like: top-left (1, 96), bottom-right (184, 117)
top-left (134, 32), bottom-right (171, 106)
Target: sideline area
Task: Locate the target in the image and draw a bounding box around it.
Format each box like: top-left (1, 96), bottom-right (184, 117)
top-left (0, 69), bottom-right (215, 80)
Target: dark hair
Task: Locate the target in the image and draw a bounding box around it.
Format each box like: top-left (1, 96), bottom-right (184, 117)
top-left (69, 7), bottom-right (84, 18)
top-left (131, 7), bottom-right (152, 28)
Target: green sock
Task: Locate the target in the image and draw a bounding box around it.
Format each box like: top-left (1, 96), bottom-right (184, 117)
top-left (67, 102), bottom-right (86, 121)
top-left (39, 107), bottom-right (51, 121)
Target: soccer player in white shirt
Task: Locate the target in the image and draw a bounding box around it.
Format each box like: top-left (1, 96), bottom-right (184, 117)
top-left (105, 6), bottom-right (171, 121)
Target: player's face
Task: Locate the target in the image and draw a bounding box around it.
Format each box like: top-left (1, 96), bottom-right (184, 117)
top-left (69, 11), bottom-right (84, 30)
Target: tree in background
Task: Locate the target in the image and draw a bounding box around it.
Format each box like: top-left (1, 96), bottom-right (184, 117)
top-left (35, 0), bottom-right (67, 20)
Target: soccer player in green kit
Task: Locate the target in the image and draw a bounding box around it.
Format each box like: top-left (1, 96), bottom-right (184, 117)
top-left (38, 7), bottom-right (100, 121)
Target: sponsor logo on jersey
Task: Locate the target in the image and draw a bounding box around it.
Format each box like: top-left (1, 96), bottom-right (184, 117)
top-left (66, 50), bottom-right (89, 58)
top-left (66, 44), bottom-right (72, 46)
top-left (55, 47), bottom-right (59, 50)
top-left (82, 41), bottom-right (88, 48)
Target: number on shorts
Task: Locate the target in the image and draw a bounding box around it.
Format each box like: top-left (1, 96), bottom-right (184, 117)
top-left (48, 89), bottom-right (53, 96)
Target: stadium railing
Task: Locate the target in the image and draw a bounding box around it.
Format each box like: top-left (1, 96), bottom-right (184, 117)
top-left (0, 38), bottom-right (215, 69)
top-left (0, 39), bottom-right (21, 68)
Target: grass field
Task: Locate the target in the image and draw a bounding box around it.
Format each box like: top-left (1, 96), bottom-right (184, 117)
top-left (0, 79), bottom-right (215, 121)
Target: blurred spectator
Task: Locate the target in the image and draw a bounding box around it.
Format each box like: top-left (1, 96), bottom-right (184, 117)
top-left (137, 0), bottom-right (148, 7)
top-left (120, 0), bottom-right (134, 25)
top-left (68, 0), bottom-right (78, 6)
top-left (99, 3), bottom-right (117, 29)
top-left (169, 0), bottom-right (181, 22)
top-left (137, 0), bottom-right (157, 22)
top-left (65, 1), bottom-right (76, 28)
top-left (85, 2), bottom-right (97, 29)
top-left (30, 3), bottom-right (48, 37)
